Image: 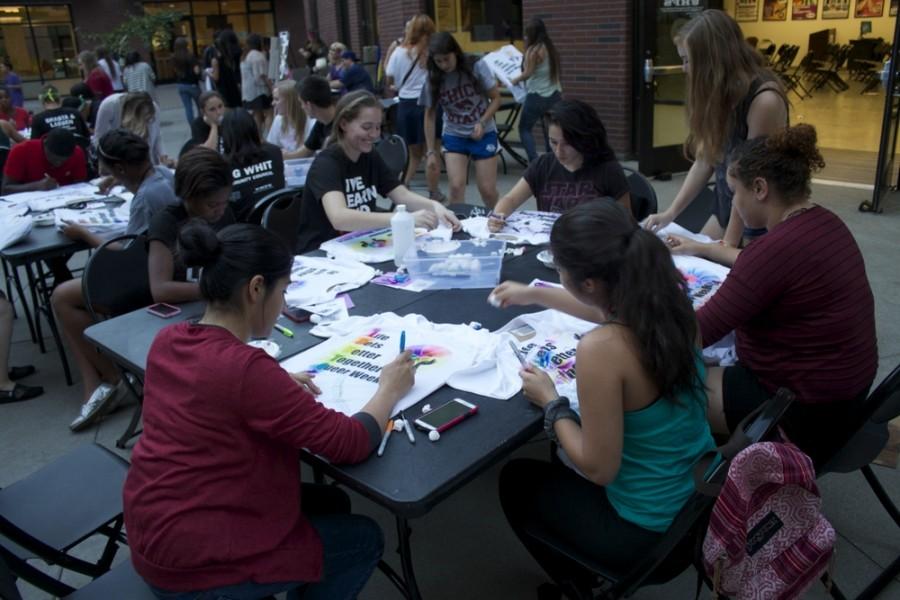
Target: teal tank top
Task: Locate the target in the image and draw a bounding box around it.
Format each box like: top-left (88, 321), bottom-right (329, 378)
top-left (526, 52), bottom-right (561, 97)
top-left (605, 357), bottom-right (715, 532)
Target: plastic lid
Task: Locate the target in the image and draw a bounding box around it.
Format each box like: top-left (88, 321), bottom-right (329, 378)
top-left (396, 205), bottom-right (407, 212)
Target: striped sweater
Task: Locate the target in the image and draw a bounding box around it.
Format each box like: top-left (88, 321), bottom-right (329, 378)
top-left (698, 205), bottom-right (877, 404)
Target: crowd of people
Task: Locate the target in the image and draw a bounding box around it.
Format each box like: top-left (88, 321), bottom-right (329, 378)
top-left (0, 9), bottom-right (879, 600)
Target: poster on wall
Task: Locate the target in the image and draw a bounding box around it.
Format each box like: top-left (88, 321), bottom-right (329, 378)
top-left (764, 0), bottom-right (789, 20)
top-left (793, 0), bottom-right (820, 18)
top-left (736, 0), bottom-right (760, 21)
top-left (892, 0), bottom-right (898, 16)
top-left (823, 0), bottom-right (851, 17)
top-left (856, 0), bottom-right (885, 17)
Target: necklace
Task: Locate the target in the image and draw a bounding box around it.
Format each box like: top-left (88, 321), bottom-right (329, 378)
top-left (781, 204), bottom-right (813, 222)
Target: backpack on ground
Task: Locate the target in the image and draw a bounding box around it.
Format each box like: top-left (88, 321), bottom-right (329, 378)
top-left (702, 441), bottom-right (835, 599)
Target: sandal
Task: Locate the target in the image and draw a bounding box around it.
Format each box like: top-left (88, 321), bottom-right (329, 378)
top-left (0, 383), bottom-right (44, 404)
top-left (8, 365), bottom-right (35, 381)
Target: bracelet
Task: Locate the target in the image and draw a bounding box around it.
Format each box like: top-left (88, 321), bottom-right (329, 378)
top-left (487, 210), bottom-right (506, 221)
top-left (426, 150), bottom-right (436, 157)
top-left (543, 396), bottom-right (581, 444)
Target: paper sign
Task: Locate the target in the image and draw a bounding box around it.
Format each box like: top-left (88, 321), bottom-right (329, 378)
top-left (482, 45), bottom-right (527, 103)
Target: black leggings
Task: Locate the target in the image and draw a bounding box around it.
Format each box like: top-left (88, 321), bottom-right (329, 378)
top-left (499, 458), bottom-right (662, 595)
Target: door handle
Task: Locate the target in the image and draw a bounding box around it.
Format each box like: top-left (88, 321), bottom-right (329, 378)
top-left (644, 59), bottom-right (683, 83)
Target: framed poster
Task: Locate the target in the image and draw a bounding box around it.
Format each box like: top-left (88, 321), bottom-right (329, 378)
top-left (823, 0), bottom-right (851, 17)
top-left (892, 0), bottom-right (898, 16)
top-left (736, 0), bottom-right (760, 20)
top-left (764, 0), bottom-right (788, 20)
top-left (856, 0), bottom-right (885, 17)
top-left (793, 0), bottom-right (819, 18)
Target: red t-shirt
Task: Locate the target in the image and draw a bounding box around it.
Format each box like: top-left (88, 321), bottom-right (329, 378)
top-left (86, 68), bottom-right (113, 101)
top-left (0, 106), bottom-right (30, 130)
top-left (124, 323), bottom-right (376, 590)
top-left (698, 205), bottom-right (877, 404)
top-left (3, 138), bottom-right (87, 185)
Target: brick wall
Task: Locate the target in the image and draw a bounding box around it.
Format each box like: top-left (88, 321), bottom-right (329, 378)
top-left (523, 0), bottom-right (633, 155)
top-left (375, 0), bottom-right (426, 51)
top-left (274, 0), bottom-right (307, 53)
top-left (312, 0), bottom-right (340, 48)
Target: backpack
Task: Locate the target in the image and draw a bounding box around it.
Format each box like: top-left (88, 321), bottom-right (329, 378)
top-left (702, 441), bottom-right (835, 600)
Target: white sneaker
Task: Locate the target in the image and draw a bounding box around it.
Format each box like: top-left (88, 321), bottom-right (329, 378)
top-left (70, 383), bottom-right (117, 432)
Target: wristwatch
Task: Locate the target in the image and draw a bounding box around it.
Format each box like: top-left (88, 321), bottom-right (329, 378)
top-left (543, 396), bottom-right (581, 444)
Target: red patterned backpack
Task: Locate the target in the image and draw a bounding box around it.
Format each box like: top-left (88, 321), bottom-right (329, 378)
top-left (702, 441), bottom-right (835, 599)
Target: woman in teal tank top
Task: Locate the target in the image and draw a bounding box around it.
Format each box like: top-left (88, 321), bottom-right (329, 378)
top-left (491, 199), bottom-right (715, 597)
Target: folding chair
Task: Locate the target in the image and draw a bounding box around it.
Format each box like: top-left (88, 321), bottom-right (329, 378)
top-left (526, 389), bottom-right (795, 600)
top-left (262, 190), bottom-right (304, 253)
top-left (245, 186), bottom-right (302, 226)
top-left (0, 444), bottom-right (130, 598)
top-left (620, 165), bottom-right (658, 222)
top-left (495, 100), bottom-right (528, 172)
top-left (375, 134), bottom-right (409, 184)
top-left (818, 363), bottom-right (900, 600)
top-left (81, 235), bottom-right (153, 448)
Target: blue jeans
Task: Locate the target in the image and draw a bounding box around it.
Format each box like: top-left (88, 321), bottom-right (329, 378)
top-left (177, 83), bottom-right (201, 123)
top-left (519, 91), bottom-right (561, 162)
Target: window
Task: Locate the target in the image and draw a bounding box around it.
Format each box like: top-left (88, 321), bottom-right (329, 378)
top-left (0, 5), bottom-right (77, 82)
top-left (461, 0), bottom-right (521, 41)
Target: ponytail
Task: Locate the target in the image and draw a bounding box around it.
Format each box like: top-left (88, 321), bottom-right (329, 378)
top-left (550, 200), bottom-right (701, 399)
top-left (178, 222), bottom-right (292, 304)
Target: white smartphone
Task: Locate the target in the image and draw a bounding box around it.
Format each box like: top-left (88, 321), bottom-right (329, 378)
top-left (414, 398), bottom-right (478, 433)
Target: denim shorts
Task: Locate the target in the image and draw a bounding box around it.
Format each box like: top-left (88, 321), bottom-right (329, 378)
top-left (442, 130), bottom-right (498, 160)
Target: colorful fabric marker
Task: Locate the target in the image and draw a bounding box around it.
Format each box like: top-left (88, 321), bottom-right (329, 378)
top-left (399, 330), bottom-right (406, 352)
top-left (377, 419), bottom-right (394, 457)
top-left (273, 323), bottom-right (294, 338)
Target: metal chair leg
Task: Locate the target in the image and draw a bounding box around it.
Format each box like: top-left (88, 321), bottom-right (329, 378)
top-left (861, 465), bottom-right (900, 528)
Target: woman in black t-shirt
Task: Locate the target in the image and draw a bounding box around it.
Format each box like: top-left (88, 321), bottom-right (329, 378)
top-left (220, 108), bottom-right (285, 222)
top-left (210, 30), bottom-right (242, 109)
top-left (489, 99), bottom-right (630, 232)
top-left (298, 91), bottom-right (460, 253)
top-left (148, 147), bottom-right (235, 304)
top-left (183, 91), bottom-right (226, 157)
top-left (31, 84), bottom-right (91, 147)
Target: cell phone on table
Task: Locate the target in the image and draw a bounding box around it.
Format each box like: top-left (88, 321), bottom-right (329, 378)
top-left (282, 305), bottom-right (313, 323)
top-left (414, 398), bottom-right (478, 433)
top-left (146, 303), bottom-right (181, 318)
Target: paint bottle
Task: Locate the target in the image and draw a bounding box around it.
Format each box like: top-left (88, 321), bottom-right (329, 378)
top-left (391, 204), bottom-right (415, 268)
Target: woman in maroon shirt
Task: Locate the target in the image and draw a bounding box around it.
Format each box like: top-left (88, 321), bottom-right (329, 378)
top-left (124, 222), bottom-right (416, 599)
top-left (78, 50), bottom-right (113, 101)
top-left (700, 124), bottom-right (877, 466)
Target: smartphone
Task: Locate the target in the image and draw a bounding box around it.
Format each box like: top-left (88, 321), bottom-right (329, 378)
top-left (146, 303), bottom-right (181, 318)
top-left (414, 398), bottom-right (478, 433)
top-left (282, 305), bottom-right (313, 323)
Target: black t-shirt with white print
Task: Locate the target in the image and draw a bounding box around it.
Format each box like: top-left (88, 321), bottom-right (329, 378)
top-left (298, 143), bottom-right (400, 253)
top-left (228, 143), bottom-right (285, 222)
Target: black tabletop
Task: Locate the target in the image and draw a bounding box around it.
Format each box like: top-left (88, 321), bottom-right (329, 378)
top-left (0, 225), bottom-right (85, 265)
top-left (84, 222), bottom-right (563, 518)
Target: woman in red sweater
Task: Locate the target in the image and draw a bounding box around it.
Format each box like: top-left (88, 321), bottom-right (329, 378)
top-left (700, 124), bottom-right (877, 466)
top-left (124, 222), bottom-right (416, 599)
top-left (78, 50), bottom-right (113, 102)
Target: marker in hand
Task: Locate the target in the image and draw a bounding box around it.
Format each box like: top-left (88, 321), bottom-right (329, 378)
top-left (509, 340), bottom-right (526, 366)
top-left (399, 330), bottom-right (406, 352)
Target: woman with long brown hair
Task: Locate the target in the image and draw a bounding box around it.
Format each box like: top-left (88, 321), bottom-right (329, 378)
top-left (510, 17), bottom-right (562, 163)
top-left (385, 14), bottom-right (436, 184)
top-left (644, 9), bottom-right (788, 248)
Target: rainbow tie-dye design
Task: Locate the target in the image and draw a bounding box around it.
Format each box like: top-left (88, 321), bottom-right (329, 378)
top-left (680, 268), bottom-right (722, 309)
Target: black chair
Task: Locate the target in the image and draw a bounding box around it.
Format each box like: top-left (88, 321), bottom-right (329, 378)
top-left (818, 364), bottom-right (900, 600)
top-left (620, 165), bottom-right (658, 222)
top-left (245, 186), bottom-right (302, 226)
top-left (0, 444), bottom-right (130, 598)
top-left (375, 134), bottom-right (409, 183)
top-left (262, 190), bottom-right (304, 253)
top-left (526, 388), bottom-right (795, 600)
top-left (495, 100), bottom-right (528, 173)
top-left (81, 235), bottom-right (153, 448)
top-left (1, 553), bottom-right (155, 599)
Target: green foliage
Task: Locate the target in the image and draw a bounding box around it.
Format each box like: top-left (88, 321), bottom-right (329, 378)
top-left (84, 11), bottom-right (185, 56)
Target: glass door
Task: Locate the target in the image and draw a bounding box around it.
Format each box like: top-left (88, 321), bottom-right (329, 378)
top-left (867, 13), bottom-right (900, 213)
top-left (636, 0), bottom-right (721, 176)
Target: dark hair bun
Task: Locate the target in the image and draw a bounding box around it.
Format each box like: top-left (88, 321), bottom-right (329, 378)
top-left (767, 123), bottom-right (825, 174)
top-left (177, 220), bottom-right (222, 269)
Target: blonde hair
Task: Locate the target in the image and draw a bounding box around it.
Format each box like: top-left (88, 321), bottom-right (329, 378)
top-left (275, 80), bottom-right (307, 148)
top-left (78, 50), bottom-right (98, 73)
top-left (677, 9), bottom-right (783, 163)
top-left (327, 90), bottom-right (382, 147)
top-left (404, 14), bottom-right (436, 64)
top-left (120, 92), bottom-right (155, 141)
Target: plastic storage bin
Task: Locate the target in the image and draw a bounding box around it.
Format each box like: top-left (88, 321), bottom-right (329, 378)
top-left (404, 238), bottom-right (506, 289)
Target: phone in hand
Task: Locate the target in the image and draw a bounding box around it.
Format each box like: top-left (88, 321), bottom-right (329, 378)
top-left (146, 303), bottom-right (181, 318)
top-left (282, 305), bottom-right (313, 323)
top-left (414, 398), bottom-right (478, 433)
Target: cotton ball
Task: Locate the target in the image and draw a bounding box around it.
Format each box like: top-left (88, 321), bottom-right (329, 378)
top-left (421, 403), bottom-right (432, 414)
top-left (310, 314), bottom-right (321, 324)
top-left (393, 420), bottom-right (404, 432)
top-left (487, 294), bottom-right (501, 308)
top-left (428, 430), bottom-right (441, 442)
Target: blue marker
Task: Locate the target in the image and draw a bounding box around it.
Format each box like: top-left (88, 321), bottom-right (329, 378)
top-left (400, 330), bottom-right (406, 352)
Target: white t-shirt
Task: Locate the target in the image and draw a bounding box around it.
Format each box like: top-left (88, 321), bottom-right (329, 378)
top-left (99, 59), bottom-right (124, 91)
top-left (266, 115), bottom-right (317, 153)
top-left (385, 47), bottom-right (428, 100)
